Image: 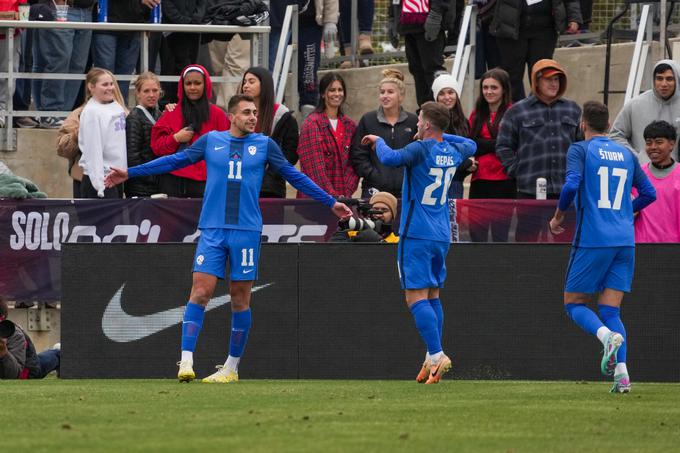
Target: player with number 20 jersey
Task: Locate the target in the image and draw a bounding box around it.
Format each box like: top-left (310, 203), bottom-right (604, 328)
top-left (362, 102), bottom-right (476, 385)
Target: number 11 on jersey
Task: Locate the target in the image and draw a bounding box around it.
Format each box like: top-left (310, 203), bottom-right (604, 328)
top-left (228, 161), bottom-right (242, 180)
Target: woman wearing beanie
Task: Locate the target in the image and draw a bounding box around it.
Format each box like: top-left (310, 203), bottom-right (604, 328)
top-left (351, 68), bottom-right (418, 199)
top-left (151, 64), bottom-right (229, 198)
top-left (432, 73), bottom-right (474, 200)
top-left (467, 68), bottom-right (516, 242)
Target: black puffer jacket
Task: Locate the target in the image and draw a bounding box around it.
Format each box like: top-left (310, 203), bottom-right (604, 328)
top-left (489, 0), bottom-right (582, 40)
top-left (260, 107), bottom-right (299, 198)
top-left (163, 0), bottom-right (207, 24)
top-left (351, 107), bottom-right (418, 198)
top-left (125, 106), bottom-right (162, 197)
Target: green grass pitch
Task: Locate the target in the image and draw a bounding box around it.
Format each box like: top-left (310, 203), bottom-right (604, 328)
top-left (4, 380), bottom-right (679, 452)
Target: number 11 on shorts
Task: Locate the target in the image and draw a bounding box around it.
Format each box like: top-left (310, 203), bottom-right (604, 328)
top-left (241, 248), bottom-right (254, 266)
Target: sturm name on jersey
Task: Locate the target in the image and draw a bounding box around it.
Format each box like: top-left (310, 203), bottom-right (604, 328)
top-left (599, 149), bottom-right (624, 162)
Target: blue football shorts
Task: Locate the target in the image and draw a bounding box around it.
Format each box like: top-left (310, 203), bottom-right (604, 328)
top-left (192, 228), bottom-right (262, 280)
top-left (565, 246), bottom-right (635, 293)
top-left (397, 237), bottom-right (450, 290)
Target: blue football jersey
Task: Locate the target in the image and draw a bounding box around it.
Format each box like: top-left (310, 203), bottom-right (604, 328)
top-left (570, 137), bottom-right (647, 247)
top-left (128, 131), bottom-right (335, 232)
top-left (376, 136), bottom-right (476, 242)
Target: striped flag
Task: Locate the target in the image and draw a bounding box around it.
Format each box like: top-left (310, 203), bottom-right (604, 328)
top-left (400, 0), bottom-right (430, 25)
top-left (402, 0), bottom-right (430, 14)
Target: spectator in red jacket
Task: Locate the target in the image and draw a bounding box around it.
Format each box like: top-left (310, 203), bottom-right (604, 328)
top-left (298, 72), bottom-right (358, 198)
top-left (151, 64), bottom-right (229, 198)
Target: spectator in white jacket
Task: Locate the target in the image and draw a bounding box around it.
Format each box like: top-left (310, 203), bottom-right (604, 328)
top-left (78, 68), bottom-right (128, 198)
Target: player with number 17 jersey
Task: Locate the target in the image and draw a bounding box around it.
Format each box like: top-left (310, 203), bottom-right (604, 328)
top-left (571, 137), bottom-right (651, 248)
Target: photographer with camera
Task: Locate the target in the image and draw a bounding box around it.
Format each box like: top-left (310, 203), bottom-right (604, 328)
top-left (0, 297), bottom-right (60, 380)
top-left (330, 192), bottom-right (399, 243)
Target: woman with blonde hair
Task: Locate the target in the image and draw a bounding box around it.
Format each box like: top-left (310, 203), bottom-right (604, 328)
top-left (57, 68), bottom-right (127, 198)
top-left (350, 68), bottom-right (418, 198)
top-left (125, 71), bottom-right (163, 197)
top-left (77, 68), bottom-right (128, 198)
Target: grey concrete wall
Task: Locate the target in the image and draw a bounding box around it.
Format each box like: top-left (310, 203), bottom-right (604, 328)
top-left (1, 129), bottom-right (72, 198)
top-left (0, 41), bottom-right (650, 199)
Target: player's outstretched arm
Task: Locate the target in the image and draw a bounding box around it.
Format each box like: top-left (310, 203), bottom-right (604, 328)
top-left (332, 202), bottom-right (353, 219)
top-left (105, 167), bottom-right (128, 188)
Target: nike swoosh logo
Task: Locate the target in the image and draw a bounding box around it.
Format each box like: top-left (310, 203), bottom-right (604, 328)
top-left (243, 269), bottom-right (254, 274)
top-left (215, 145), bottom-right (226, 150)
top-left (101, 282), bottom-right (273, 343)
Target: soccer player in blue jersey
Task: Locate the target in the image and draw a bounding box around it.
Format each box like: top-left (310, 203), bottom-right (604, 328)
top-left (362, 102), bottom-right (477, 384)
top-left (105, 94), bottom-right (352, 383)
top-left (549, 101), bottom-right (656, 393)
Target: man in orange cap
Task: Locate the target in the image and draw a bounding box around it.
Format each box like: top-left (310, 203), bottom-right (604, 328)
top-left (496, 59), bottom-right (582, 242)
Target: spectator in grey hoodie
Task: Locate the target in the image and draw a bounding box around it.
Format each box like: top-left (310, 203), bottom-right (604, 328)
top-left (610, 59), bottom-right (680, 164)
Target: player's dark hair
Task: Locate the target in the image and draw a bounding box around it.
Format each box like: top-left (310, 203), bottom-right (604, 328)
top-left (228, 94), bottom-right (255, 113)
top-left (581, 101), bottom-right (609, 133)
top-left (420, 101), bottom-right (450, 132)
top-left (654, 63), bottom-right (674, 76)
top-left (316, 72), bottom-right (346, 115)
top-left (239, 67), bottom-right (276, 135)
top-left (643, 120), bottom-right (677, 141)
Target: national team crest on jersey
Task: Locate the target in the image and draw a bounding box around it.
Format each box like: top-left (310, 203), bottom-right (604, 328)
top-left (248, 145), bottom-right (257, 156)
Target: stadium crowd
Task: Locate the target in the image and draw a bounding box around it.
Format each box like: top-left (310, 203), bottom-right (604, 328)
top-left (0, 0), bottom-right (678, 246)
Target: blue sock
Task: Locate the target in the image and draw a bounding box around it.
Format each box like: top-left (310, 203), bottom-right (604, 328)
top-left (409, 300), bottom-right (442, 355)
top-left (598, 305), bottom-right (627, 363)
top-left (564, 303), bottom-right (605, 336)
top-left (229, 309), bottom-right (252, 358)
top-left (429, 298), bottom-right (444, 340)
top-left (181, 302), bottom-right (205, 352)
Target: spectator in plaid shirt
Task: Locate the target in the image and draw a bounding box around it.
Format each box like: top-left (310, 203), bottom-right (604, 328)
top-left (496, 59), bottom-right (581, 241)
top-left (298, 72), bottom-right (358, 198)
